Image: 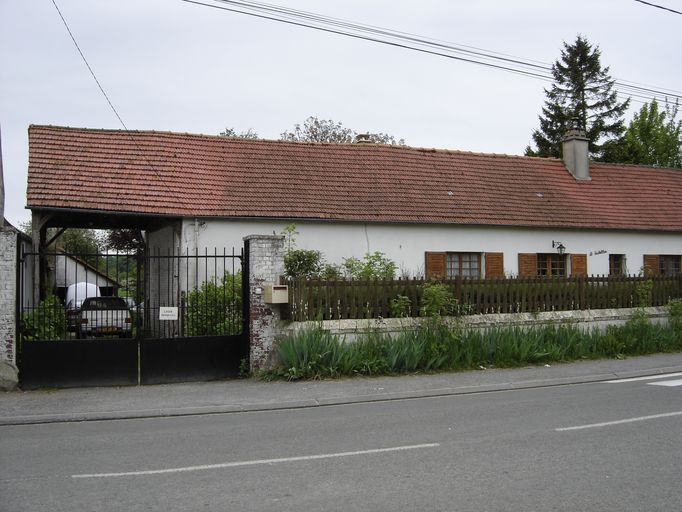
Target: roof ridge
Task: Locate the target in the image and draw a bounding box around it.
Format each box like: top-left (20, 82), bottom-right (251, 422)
top-left (29, 124), bottom-right (542, 157)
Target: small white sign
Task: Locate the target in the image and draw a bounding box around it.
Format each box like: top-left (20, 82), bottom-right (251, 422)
top-left (159, 307), bottom-right (178, 321)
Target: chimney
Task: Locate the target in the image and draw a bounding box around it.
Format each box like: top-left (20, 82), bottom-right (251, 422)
top-left (354, 133), bottom-right (373, 144)
top-left (562, 124), bottom-right (590, 181)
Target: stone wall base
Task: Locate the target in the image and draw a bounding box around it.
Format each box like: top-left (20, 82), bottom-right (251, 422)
top-left (283, 307), bottom-right (670, 342)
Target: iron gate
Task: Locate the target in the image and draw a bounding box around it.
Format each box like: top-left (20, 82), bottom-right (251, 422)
top-left (17, 246), bottom-right (249, 389)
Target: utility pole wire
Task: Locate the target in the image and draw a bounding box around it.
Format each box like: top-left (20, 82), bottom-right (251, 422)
top-left (50, 0), bottom-right (129, 131)
top-left (50, 0), bottom-right (164, 181)
top-left (184, 0), bottom-right (682, 105)
top-left (634, 0), bottom-right (682, 15)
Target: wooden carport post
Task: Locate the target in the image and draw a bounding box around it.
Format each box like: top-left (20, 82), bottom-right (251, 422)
top-left (31, 211), bottom-right (52, 302)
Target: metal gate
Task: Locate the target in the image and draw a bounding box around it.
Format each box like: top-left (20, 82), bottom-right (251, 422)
top-left (17, 246), bottom-right (249, 389)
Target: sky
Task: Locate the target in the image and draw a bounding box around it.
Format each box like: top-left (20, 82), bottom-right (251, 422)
top-left (1, 0), bottom-right (681, 227)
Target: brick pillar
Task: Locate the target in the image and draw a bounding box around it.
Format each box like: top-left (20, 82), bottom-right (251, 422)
top-left (244, 234), bottom-right (286, 372)
top-left (0, 227), bottom-right (19, 390)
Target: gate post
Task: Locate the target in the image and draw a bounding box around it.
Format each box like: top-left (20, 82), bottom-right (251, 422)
top-left (243, 234), bottom-right (286, 372)
top-left (0, 225), bottom-right (19, 390)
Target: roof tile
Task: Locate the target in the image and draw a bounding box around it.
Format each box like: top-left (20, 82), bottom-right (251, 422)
top-left (26, 125), bottom-right (682, 232)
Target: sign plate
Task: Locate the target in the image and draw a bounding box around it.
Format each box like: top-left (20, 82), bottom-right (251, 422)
top-left (159, 307), bottom-right (178, 321)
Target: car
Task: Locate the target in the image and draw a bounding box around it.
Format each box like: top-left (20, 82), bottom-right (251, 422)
top-left (65, 282), bottom-right (101, 331)
top-left (76, 297), bottom-right (133, 339)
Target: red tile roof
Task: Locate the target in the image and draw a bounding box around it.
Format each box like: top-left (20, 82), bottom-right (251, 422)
top-left (27, 125), bottom-right (682, 232)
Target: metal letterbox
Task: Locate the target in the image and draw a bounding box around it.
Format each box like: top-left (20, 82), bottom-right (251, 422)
top-left (264, 284), bottom-right (289, 304)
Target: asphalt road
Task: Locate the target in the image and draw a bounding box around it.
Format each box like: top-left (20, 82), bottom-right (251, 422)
top-left (1, 374), bottom-right (681, 512)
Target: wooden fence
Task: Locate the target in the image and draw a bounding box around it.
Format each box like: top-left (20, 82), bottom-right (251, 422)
top-left (286, 274), bottom-right (682, 321)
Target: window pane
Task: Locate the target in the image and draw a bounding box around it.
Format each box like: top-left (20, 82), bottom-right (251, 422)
top-left (609, 254), bottom-right (624, 276)
top-left (537, 254), bottom-right (565, 277)
top-left (446, 253), bottom-right (481, 278)
top-left (446, 254), bottom-right (460, 278)
top-left (537, 254), bottom-right (549, 276)
top-left (660, 255), bottom-right (681, 276)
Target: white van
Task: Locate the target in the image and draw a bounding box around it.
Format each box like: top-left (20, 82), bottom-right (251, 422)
top-left (65, 282), bottom-right (101, 330)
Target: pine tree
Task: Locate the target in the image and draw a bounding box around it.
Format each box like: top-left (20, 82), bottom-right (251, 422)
top-left (526, 36), bottom-right (629, 159)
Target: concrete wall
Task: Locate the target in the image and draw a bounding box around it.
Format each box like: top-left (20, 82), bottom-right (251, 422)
top-left (283, 307), bottom-right (671, 343)
top-left (182, 218), bottom-right (682, 277)
top-left (0, 228), bottom-right (19, 389)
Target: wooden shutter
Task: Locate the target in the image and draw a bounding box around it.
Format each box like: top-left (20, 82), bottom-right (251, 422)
top-left (643, 255), bottom-right (660, 276)
top-left (570, 253), bottom-right (588, 276)
top-left (484, 252), bottom-right (504, 278)
top-left (518, 253), bottom-right (537, 278)
top-left (425, 252), bottom-right (447, 280)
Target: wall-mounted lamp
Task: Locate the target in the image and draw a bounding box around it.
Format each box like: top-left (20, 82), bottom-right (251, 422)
top-left (552, 240), bottom-right (566, 255)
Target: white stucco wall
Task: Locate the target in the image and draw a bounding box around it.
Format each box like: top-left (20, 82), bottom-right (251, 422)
top-left (180, 218), bottom-right (682, 278)
top-left (54, 254), bottom-right (119, 290)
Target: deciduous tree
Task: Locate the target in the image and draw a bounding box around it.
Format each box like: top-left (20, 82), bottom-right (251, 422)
top-left (280, 116), bottom-right (404, 145)
top-left (602, 99), bottom-right (682, 168)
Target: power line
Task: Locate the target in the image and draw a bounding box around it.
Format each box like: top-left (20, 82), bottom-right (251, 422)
top-left (50, 0), bottom-right (165, 183)
top-left (51, 0), bottom-right (129, 131)
top-left (181, 0), bottom-right (554, 82)
top-left (182, 0), bottom-right (682, 105)
top-left (634, 0), bottom-right (682, 15)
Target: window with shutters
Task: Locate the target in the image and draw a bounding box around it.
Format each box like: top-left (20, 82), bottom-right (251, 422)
top-left (426, 252), bottom-right (493, 279)
top-left (609, 254), bottom-right (625, 276)
top-left (659, 255), bottom-right (681, 276)
top-left (537, 253), bottom-right (566, 277)
top-left (446, 253), bottom-right (481, 278)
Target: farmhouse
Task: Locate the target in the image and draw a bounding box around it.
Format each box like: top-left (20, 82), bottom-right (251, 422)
top-left (26, 125), bottom-right (682, 280)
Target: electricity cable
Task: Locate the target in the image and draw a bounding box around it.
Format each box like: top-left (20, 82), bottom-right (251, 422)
top-left (183, 0), bottom-right (682, 105)
top-left (51, 0), bottom-right (165, 183)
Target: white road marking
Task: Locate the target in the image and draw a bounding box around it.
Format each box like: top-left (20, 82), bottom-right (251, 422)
top-left (605, 372), bottom-right (682, 383)
top-left (556, 411), bottom-right (682, 432)
top-left (648, 379), bottom-right (682, 387)
top-left (71, 443), bottom-right (440, 479)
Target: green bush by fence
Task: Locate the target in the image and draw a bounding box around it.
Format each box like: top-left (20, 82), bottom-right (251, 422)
top-left (20, 296), bottom-right (67, 341)
top-left (287, 274), bottom-right (682, 321)
top-left (183, 272), bottom-right (242, 336)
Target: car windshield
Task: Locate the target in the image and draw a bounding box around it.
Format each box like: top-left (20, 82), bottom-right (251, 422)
top-left (81, 298), bottom-right (127, 310)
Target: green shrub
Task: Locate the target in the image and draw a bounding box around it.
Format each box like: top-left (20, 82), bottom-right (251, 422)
top-left (390, 295), bottom-right (412, 318)
top-left (321, 263), bottom-right (343, 280)
top-left (668, 299), bottom-right (682, 331)
top-left (184, 272), bottom-right (242, 336)
top-left (21, 296), bottom-right (67, 341)
top-left (420, 282), bottom-right (456, 317)
top-left (342, 252), bottom-right (397, 280)
top-left (284, 249), bottom-right (323, 278)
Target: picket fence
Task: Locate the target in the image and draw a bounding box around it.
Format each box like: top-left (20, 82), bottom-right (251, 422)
top-left (286, 274), bottom-right (682, 321)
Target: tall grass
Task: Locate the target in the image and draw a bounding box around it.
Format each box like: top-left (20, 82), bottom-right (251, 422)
top-left (267, 307), bottom-right (682, 380)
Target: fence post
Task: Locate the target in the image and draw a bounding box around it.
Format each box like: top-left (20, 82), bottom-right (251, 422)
top-left (578, 274), bottom-right (587, 310)
top-left (243, 234), bottom-right (286, 372)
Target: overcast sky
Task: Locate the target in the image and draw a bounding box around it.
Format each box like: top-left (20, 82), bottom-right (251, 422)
top-left (1, 0), bottom-right (680, 227)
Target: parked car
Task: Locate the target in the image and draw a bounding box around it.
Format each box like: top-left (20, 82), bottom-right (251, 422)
top-left (65, 282), bottom-right (101, 331)
top-left (76, 297), bottom-right (133, 339)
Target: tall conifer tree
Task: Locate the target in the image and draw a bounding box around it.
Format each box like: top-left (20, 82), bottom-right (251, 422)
top-left (526, 36), bottom-right (629, 159)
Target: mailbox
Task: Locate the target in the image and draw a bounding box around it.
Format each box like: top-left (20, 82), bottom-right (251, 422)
top-left (264, 284), bottom-right (289, 304)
